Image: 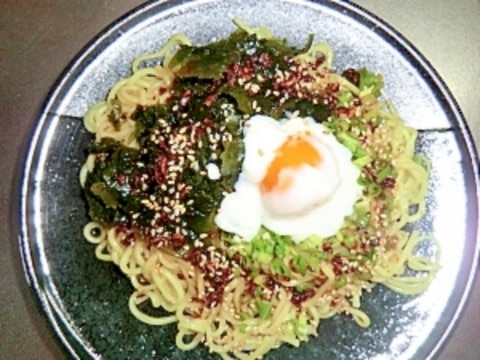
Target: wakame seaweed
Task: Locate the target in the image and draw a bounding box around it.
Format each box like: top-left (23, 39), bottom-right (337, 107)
top-left (84, 28), bottom-right (335, 242)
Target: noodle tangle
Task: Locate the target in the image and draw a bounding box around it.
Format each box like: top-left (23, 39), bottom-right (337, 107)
top-left (80, 23), bottom-right (439, 360)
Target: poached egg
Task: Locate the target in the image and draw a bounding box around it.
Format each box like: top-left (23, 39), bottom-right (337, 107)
top-left (214, 114), bottom-right (362, 242)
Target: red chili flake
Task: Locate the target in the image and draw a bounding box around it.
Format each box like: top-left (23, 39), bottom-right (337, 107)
top-left (352, 97), bottom-right (362, 106)
top-left (264, 277), bottom-right (276, 290)
top-left (312, 277), bottom-right (326, 288)
top-left (245, 278), bottom-right (256, 297)
top-left (322, 243), bottom-right (332, 252)
top-left (226, 63), bottom-right (240, 86)
top-left (226, 57), bottom-right (256, 87)
top-left (179, 89), bottom-right (192, 106)
top-left (360, 240), bottom-right (371, 252)
top-left (363, 164), bottom-right (377, 181)
top-left (300, 73), bottom-right (315, 84)
top-left (231, 252), bottom-right (241, 264)
top-left (291, 288), bottom-right (315, 308)
top-left (283, 72), bottom-right (300, 87)
top-left (179, 186), bottom-right (190, 197)
top-left (159, 87), bottom-right (168, 95)
top-left (207, 79), bottom-right (221, 93)
top-left (138, 275), bottom-right (150, 285)
top-left (341, 68), bottom-right (360, 86)
top-left (204, 94), bottom-right (217, 107)
top-left (192, 297), bottom-right (204, 304)
top-left (205, 262), bottom-right (215, 274)
top-left (321, 93), bottom-right (338, 109)
top-left (201, 266), bottom-right (233, 308)
top-left (335, 107), bottom-right (356, 118)
top-left (326, 82), bottom-right (340, 93)
top-left (116, 173), bottom-right (127, 185)
top-left (154, 157), bottom-right (168, 184)
top-left (121, 232), bottom-right (136, 247)
top-left (177, 273), bottom-right (186, 280)
top-left (204, 288), bottom-right (222, 308)
top-left (182, 249), bottom-right (202, 266)
top-left (210, 267), bottom-right (231, 286)
top-left (330, 297), bottom-right (340, 307)
top-left (171, 233), bottom-right (186, 251)
top-left (258, 52), bottom-right (273, 68)
top-left (331, 255), bottom-right (345, 275)
top-left (147, 235), bottom-right (168, 248)
top-left (131, 174), bottom-right (143, 192)
top-left (201, 117), bottom-right (215, 128)
top-left (241, 57), bottom-right (255, 80)
top-left (381, 177), bottom-right (396, 189)
top-left (314, 55), bottom-right (326, 68)
top-left (366, 120), bottom-right (380, 133)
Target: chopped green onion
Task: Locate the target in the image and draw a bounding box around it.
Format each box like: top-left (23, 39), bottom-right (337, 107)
top-left (354, 156), bottom-right (372, 168)
top-left (376, 166), bottom-right (393, 183)
top-left (273, 236), bottom-right (289, 257)
top-left (354, 146), bottom-right (367, 158)
top-left (374, 116), bottom-right (385, 125)
top-left (261, 231), bottom-right (271, 240)
top-left (239, 323), bottom-right (248, 333)
top-left (335, 232), bottom-right (344, 242)
top-left (233, 267), bottom-right (242, 277)
top-left (337, 132), bottom-right (360, 153)
top-left (357, 177), bottom-right (369, 186)
top-left (358, 212), bottom-right (371, 228)
top-left (334, 275), bottom-right (348, 289)
top-left (364, 247), bottom-right (376, 261)
top-left (239, 312), bottom-right (251, 321)
top-left (414, 154), bottom-right (431, 171)
top-left (249, 268), bottom-right (260, 279)
top-left (358, 68), bottom-right (384, 97)
top-left (294, 282), bottom-right (314, 292)
top-left (354, 198), bottom-right (370, 214)
top-left (253, 276), bottom-right (265, 286)
top-left (360, 93), bottom-right (377, 104)
top-left (294, 256), bottom-right (308, 275)
top-left (342, 235), bottom-right (356, 247)
top-left (271, 258), bottom-right (291, 276)
top-left (256, 301), bottom-right (272, 320)
top-left (299, 235), bottom-right (323, 249)
top-left (367, 183), bottom-right (382, 197)
top-left (293, 314), bottom-right (309, 338)
top-left (357, 271), bottom-right (373, 281)
top-left (337, 90), bottom-right (354, 106)
top-left (301, 251), bottom-right (327, 271)
top-left (255, 252), bottom-right (273, 264)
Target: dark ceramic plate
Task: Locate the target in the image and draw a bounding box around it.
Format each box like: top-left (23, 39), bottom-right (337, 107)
top-left (19, 1), bottom-right (480, 359)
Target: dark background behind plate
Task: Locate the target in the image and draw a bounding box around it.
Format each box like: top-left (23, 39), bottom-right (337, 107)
top-left (1, 0), bottom-right (479, 359)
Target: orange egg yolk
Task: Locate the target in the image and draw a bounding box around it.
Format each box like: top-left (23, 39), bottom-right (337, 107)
top-left (260, 135), bottom-right (322, 193)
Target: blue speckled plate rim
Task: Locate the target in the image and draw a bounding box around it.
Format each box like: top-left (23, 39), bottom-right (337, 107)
top-left (18, 0), bottom-right (480, 359)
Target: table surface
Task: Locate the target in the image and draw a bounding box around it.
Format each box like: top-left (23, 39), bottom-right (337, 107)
top-left (1, 1), bottom-right (479, 359)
